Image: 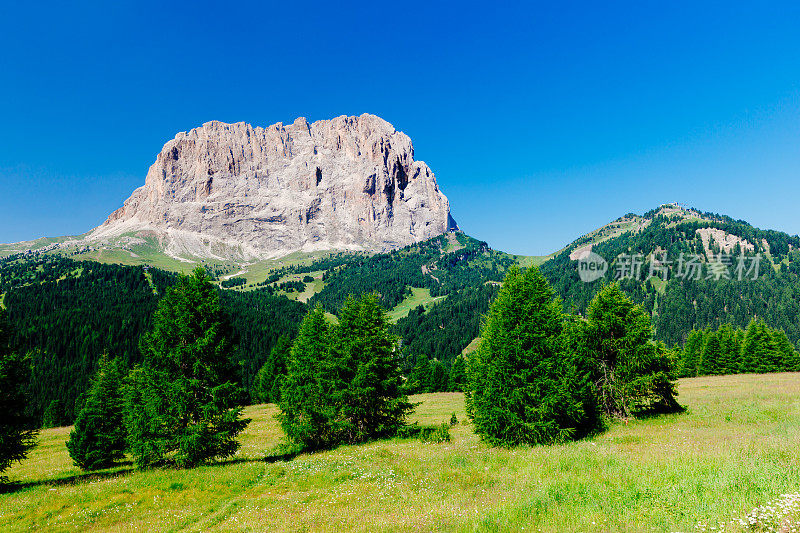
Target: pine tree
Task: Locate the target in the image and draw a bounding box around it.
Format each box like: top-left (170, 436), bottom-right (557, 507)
top-left (431, 360), bottom-right (447, 392)
top-left (467, 266), bottom-right (594, 446)
top-left (741, 319), bottom-right (770, 373)
top-left (125, 268), bottom-right (250, 468)
top-left (278, 306), bottom-right (337, 450)
top-left (680, 329), bottom-right (706, 377)
top-left (583, 284), bottom-right (681, 418)
top-left (700, 333), bottom-right (722, 375)
top-left (0, 309), bottom-right (37, 483)
top-left (409, 355), bottom-right (433, 393)
top-left (447, 356), bottom-right (467, 392)
top-left (329, 294), bottom-right (413, 444)
top-left (770, 329), bottom-right (795, 372)
top-left (67, 355), bottom-right (126, 470)
top-left (716, 324), bottom-right (740, 375)
top-left (252, 335), bottom-right (292, 404)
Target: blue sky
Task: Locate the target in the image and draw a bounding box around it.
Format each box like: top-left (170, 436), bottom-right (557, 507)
top-left (1, 1), bottom-right (799, 255)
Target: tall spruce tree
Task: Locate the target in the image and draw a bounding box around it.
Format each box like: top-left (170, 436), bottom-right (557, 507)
top-left (583, 284), bottom-right (681, 418)
top-left (67, 355), bottom-right (126, 470)
top-left (466, 266), bottom-right (595, 446)
top-left (700, 333), bottom-right (722, 375)
top-left (447, 356), bottom-right (467, 392)
top-left (278, 306), bottom-right (337, 450)
top-left (680, 329), bottom-right (707, 377)
top-left (0, 309), bottom-right (37, 483)
top-left (279, 296), bottom-right (412, 450)
top-left (252, 335), bottom-right (292, 404)
top-left (125, 268), bottom-right (249, 468)
top-left (329, 294), bottom-right (413, 444)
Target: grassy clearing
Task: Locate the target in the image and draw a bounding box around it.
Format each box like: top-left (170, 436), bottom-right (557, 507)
top-left (387, 287), bottom-right (446, 323)
top-left (2, 374), bottom-right (800, 531)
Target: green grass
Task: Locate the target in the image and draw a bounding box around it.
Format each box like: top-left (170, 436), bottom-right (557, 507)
top-left (386, 287), bottom-right (446, 323)
top-left (2, 374), bottom-right (800, 531)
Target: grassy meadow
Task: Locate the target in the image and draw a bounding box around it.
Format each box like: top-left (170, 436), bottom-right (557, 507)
top-left (2, 373), bottom-right (800, 532)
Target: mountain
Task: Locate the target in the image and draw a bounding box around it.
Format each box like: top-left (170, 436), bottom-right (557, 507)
top-left (540, 203), bottom-right (800, 345)
top-left (2, 114), bottom-right (456, 263)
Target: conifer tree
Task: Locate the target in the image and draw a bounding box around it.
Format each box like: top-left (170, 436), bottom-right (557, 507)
top-left (279, 296), bottom-right (412, 449)
top-left (700, 332), bottom-right (722, 375)
top-left (329, 294), bottom-right (413, 443)
top-left (431, 360), bottom-right (447, 392)
top-left (0, 309), bottom-right (37, 483)
top-left (770, 329), bottom-right (796, 372)
top-left (409, 355), bottom-right (433, 393)
top-left (278, 306), bottom-right (336, 450)
top-left (583, 284), bottom-right (681, 417)
top-left (716, 324), bottom-right (740, 375)
top-left (447, 356), bottom-right (467, 392)
top-left (680, 329), bottom-right (706, 377)
top-left (125, 268), bottom-right (249, 468)
top-left (467, 266), bottom-right (594, 446)
top-left (252, 335), bottom-right (292, 404)
top-left (740, 320), bottom-right (771, 373)
top-left (67, 355), bottom-right (126, 470)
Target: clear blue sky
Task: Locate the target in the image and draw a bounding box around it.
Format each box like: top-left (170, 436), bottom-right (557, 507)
top-left (2, 1), bottom-right (800, 255)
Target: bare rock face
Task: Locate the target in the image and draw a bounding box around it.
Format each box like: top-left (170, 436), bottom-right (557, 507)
top-left (91, 114), bottom-right (456, 260)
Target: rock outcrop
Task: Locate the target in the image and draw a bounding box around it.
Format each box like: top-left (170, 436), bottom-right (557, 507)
top-left (91, 114), bottom-right (456, 260)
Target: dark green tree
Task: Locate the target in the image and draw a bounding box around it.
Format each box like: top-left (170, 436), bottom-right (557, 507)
top-left (67, 356), bottom-right (126, 470)
top-left (740, 319), bottom-right (771, 373)
top-left (447, 356), bottom-right (467, 392)
top-left (252, 335), bottom-right (292, 404)
top-left (431, 360), bottom-right (447, 392)
top-left (0, 309), bottom-right (37, 483)
top-left (700, 332), bottom-right (722, 375)
top-left (679, 329), bottom-right (706, 377)
top-left (329, 294), bottom-right (413, 444)
top-left (467, 266), bottom-right (594, 446)
top-left (125, 268), bottom-right (250, 468)
top-left (278, 306), bottom-right (337, 450)
top-left (583, 284), bottom-right (681, 418)
top-left (409, 355), bottom-right (433, 393)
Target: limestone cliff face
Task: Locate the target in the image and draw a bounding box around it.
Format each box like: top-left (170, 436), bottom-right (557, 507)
top-left (92, 114), bottom-right (456, 259)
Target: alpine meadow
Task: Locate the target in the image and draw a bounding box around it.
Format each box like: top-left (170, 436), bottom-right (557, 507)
top-left (3, 3), bottom-right (800, 532)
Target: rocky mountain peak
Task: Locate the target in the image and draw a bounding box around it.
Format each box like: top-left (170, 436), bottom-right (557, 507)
top-left (91, 114), bottom-right (456, 260)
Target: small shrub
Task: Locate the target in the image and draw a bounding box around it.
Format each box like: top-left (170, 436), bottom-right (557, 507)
top-left (421, 424), bottom-right (451, 443)
top-left (397, 423), bottom-right (450, 443)
top-left (450, 412), bottom-right (458, 426)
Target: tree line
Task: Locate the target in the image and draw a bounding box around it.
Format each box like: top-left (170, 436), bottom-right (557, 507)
top-left (678, 320), bottom-right (800, 377)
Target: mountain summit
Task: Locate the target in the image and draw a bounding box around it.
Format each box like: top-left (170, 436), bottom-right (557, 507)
top-left (90, 114), bottom-right (456, 260)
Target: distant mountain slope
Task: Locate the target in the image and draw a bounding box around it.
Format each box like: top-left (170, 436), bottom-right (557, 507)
top-left (540, 204), bottom-right (800, 346)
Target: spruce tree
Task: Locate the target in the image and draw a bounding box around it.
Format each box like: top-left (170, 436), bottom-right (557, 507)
top-left (467, 266), bottom-right (594, 446)
top-left (329, 294), bottom-right (413, 444)
top-left (447, 356), bottom-right (467, 392)
top-left (680, 329), bottom-right (706, 377)
top-left (0, 309), bottom-right (37, 483)
top-left (409, 355), bottom-right (433, 393)
top-left (583, 284), bottom-right (681, 417)
top-left (278, 306), bottom-right (337, 450)
top-left (125, 268), bottom-right (249, 468)
top-left (67, 355), bottom-right (126, 470)
top-left (700, 333), bottom-right (722, 375)
top-left (252, 335), bottom-right (292, 404)
top-left (770, 329), bottom-right (796, 372)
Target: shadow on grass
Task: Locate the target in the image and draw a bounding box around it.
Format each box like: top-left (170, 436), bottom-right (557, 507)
top-left (0, 462), bottom-right (136, 494)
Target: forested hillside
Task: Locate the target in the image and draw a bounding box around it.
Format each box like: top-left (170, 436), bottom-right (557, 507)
top-left (0, 255), bottom-right (305, 425)
top-left (541, 206), bottom-right (800, 348)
